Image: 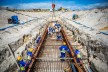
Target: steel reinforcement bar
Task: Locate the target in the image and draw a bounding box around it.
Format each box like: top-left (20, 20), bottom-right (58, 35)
top-left (61, 28), bottom-right (87, 72)
top-left (26, 25), bottom-right (48, 72)
top-left (26, 24), bottom-right (87, 72)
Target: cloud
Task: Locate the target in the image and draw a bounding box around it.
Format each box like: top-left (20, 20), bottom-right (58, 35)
top-left (5, 2), bottom-right (52, 9)
top-left (83, 2), bottom-right (108, 9)
top-left (69, 2), bottom-right (108, 10)
top-left (3, 2), bottom-right (108, 10)
top-left (4, 1), bottom-right (78, 9)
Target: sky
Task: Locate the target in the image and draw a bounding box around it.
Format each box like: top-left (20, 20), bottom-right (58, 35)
top-left (0, 0), bottom-right (108, 10)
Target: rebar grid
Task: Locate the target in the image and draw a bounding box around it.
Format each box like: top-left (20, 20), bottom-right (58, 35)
top-left (32, 33), bottom-right (71, 72)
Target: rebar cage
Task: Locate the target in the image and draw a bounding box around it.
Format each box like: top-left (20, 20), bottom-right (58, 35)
top-left (33, 58), bottom-right (73, 72)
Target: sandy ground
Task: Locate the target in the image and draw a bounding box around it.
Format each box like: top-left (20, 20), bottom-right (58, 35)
top-left (0, 10), bottom-right (53, 47)
top-left (61, 17), bottom-right (108, 72)
top-left (60, 9), bottom-right (108, 30)
top-left (60, 9), bottom-right (108, 45)
top-left (0, 9), bottom-right (108, 47)
top-left (0, 10), bottom-right (52, 27)
top-left (0, 9), bottom-right (108, 72)
top-left (0, 9), bottom-right (107, 50)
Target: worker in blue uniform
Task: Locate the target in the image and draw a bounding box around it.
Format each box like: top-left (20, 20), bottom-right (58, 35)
top-left (75, 49), bottom-right (80, 55)
top-left (48, 26), bottom-right (53, 35)
top-left (52, 27), bottom-right (55, 33)
top-left (17, 56), bottom-right (26, 72)
top-left (59, 42), bottom-right (70, 61)
top-left (27, 48), bottom-right (33, 59)
top-left (57, 33), bottom-right (62, 40)
top-left (20, 59), bottom-right (26, 72)
top-left (75, 49), bottom-right (81, 63)
top-left (72, 14), bottom-right (78, 20)
top-left (26, 48), bottom-right (33, 67)
top-left (57, 35), bottom-right (62, 40)
top-left (55, 23), bottom-right (61, 32)
top-left (55, 23), bottom-right (61, 40)
top-left (36, 36), bottom-right (41, 44)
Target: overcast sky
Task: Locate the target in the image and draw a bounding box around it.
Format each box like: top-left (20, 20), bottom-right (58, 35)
top-left (0, 0), bottom-right (108, 10)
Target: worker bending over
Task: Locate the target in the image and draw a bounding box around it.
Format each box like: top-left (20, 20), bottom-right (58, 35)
top-left (74, 49), bottom-right (81, 63)
top-left (17, 47), bottom-right (34, 71)
top-left (54, 23), bottom-right (62, 40)
top-left (59, 42), bottom-right (70, 61)
top-left (48, 26), bottom-right (53, 35)
top-left (54, 23), bottom-right (61, 32)
top-left (36, 36), bottom-right (41, 44)
top-left (17, 56), bottom-right (26, 72)
top-left (57, 33), bottom-right (62, 40)
top-left (72, 14), bottom-right (78, 20)
top-left (26, 48), bottom-right (33, 67)
top-left (48, 22), bottom-right (55, 36)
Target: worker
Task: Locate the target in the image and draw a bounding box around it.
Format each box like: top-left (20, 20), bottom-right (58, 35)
top-left (19, 59), bottom-right (26, 72)
top-left (17, 56), bottom-right (26, 72)
top-left (55, 23), bottom-right (61, 40)
top-left (59, 42), bottom-right (70, 61)
top-left (54, 23), bottom-right (61, 32)
top-left (75, 49), bottom-right (81, 63)
top-left (52, 27), bottom-right (55, 33)
top-left (26, 48), bottom-right (33, 66)
top-left (17, 55), bottom-right (22, 65)
top-left (75, 49), bottom-right (80, 55)
top-left (57, 33), bottom-right (62, 40)
top-left (72, 14), bottom-right (78, 20)
top-left (27, 48), bottom-right (33, 58)
top-left (77, 54), bottom-right (81, 63)
top-left (36, 36), bottom-right (41, 44)
top-left (58, 24), bottom-right (61, 32)
top-left (51, 22), bottom-right (56, 34)
top-left (48, 26), bottom-right (53, 35)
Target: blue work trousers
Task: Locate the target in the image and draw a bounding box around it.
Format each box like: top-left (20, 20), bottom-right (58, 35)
top-left (76, 58), bottom-right (81, 63)
top-left (60, 52), bottom-right (66, 58)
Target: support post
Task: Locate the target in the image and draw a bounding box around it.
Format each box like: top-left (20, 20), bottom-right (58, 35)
top-left (7, 44), bottom-right (20, 71)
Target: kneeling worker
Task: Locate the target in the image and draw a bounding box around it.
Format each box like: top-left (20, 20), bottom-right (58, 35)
top-left (59, 42), bottom-right (70, 61)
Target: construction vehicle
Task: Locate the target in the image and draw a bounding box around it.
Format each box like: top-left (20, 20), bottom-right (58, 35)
top-left (8, 15), bottom-right (19, 24)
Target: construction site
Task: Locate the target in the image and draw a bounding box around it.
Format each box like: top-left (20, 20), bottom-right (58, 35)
top-left (0, 0), bottom-right (108, 72)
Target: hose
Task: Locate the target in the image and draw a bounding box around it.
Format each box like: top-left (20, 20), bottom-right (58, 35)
top-left (100, 31), bottom-right (108, 35)
top-left (0, 19), bottom-right (34, 31)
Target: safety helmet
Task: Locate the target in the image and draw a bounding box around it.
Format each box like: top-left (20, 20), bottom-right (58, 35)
top-left (77, 54), bottom-right (81, 58)
top-left (17, 56), bottom-right (22, 61)
top-left (63, 42), bottom-right (66, 45)
top-left (29, 48), bottom-right (34, 52)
